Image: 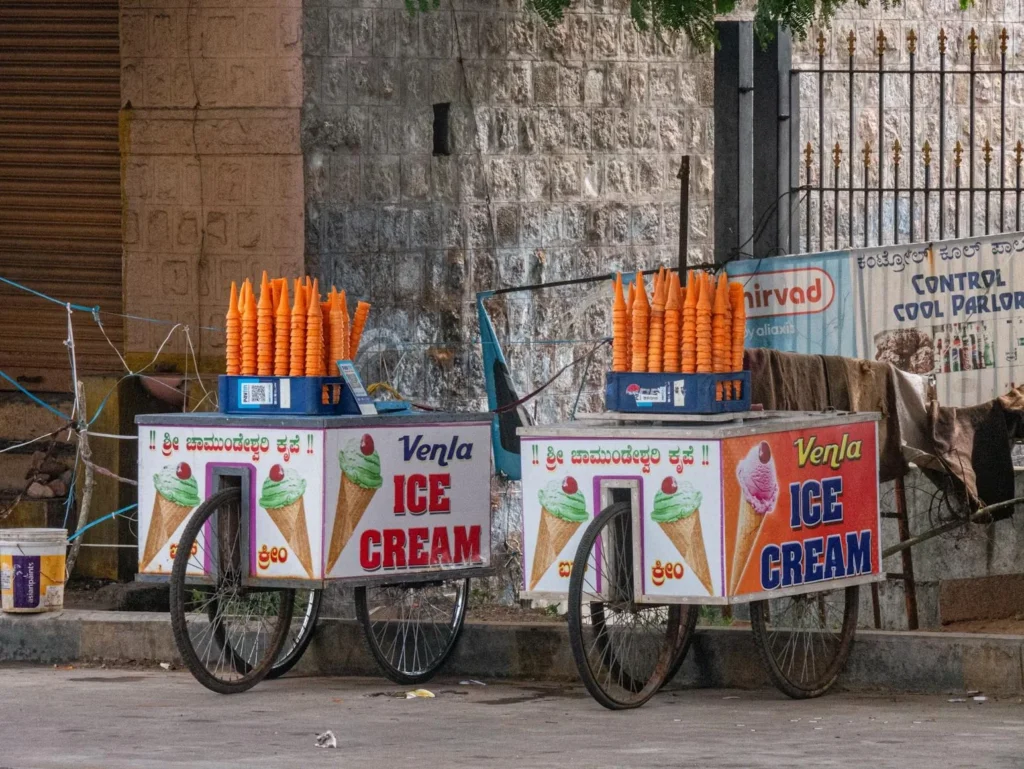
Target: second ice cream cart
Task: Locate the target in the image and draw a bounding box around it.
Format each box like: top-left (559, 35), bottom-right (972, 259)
top-left (519, 410), bottom-right (883, 709)
top-left (136, 410), bottom-right (492, 694)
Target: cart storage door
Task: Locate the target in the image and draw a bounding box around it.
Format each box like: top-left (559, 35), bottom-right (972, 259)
top-left (0, 0), bottom-right (122, 389)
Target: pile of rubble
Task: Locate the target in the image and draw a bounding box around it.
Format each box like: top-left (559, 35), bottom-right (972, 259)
top-left (25, 450), bottom-right (73, 499)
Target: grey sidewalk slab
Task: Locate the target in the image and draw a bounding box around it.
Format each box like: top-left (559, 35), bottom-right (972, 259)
top-left (2, 610), bottom-right (1023, 694)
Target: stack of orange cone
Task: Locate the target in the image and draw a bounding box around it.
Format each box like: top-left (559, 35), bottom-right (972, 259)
top-left (611, 274), bottom-right (628, 372)
top-left (630, 277), bottom-right (650, 372)
top-left (225, 282), bottom-right (241, 376)
top-left (289, 278), bottom-right (306, 377)
top-left (241, 284), bottom-right (257, 376)
top-left (695, 273), bottom-right (712, 374)
top-left (625, 281), bottom-right (636, 366)
top-left (663, 272), bottom-right (681, 372)
top-left (730, 281), bottom-right (746, 397)
top-left (274, 284), bottom-right (290, 376)
top-left (329, 290), bottom-right (346, 369)
top-left (257, 274), bottom-right (274, 377)
top-left (305, 280), bottom-right (324, 376)
top-left (647, 268), bottom-right (666, 373)
top-left (711, 273), bottom-right (732, 399)
top-left (350, 301), bottom-right (370, 358)
top-left (681, 271), bottom-right (697, 373)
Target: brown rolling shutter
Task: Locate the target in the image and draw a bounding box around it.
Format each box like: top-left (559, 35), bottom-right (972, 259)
top-left (0, 0), bottom-right (122, 391)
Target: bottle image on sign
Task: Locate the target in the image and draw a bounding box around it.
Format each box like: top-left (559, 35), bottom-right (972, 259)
top-left (529, 477), bottom-right (586, 590)
top-left (730, 441), bottom-right (779, 594)
top-left (142, 463), bottom-right (200, 570)
top-left (259, 465), bottom-right (314, 578)
top-left (651, 477), bottom-right (713, 594)
top-left (326, 434), bottom-right (382, 572)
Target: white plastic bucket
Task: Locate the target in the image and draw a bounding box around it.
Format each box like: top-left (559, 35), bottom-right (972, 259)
top-left (0, 528), bottom-right (67, 613)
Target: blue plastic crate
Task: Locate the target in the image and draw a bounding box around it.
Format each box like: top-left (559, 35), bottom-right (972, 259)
top-left (605, 371), bottom-right (751, 414)
top-left (218, 375), bottom-right (361, 416)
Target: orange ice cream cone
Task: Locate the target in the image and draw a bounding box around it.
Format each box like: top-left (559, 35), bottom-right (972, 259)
top-left (695, 272), bottom-right (712, 374)
top-left (626, 281), bottom-right (636, 368)
top-left (647, 268), bottom-right (666, 373)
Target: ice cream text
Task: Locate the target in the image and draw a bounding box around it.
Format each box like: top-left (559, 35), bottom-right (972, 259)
top-left (358, 525), bottom-right (483, 571)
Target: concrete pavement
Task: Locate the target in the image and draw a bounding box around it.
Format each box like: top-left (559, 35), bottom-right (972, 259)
top-left (1, 666), bottom-right (1022, 769)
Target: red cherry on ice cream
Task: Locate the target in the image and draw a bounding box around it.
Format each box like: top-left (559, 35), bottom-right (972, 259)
top-left (175, 463), bottom-right (191, 480)
top-left (269, 464), bottom-right (285, 482)
top-left (562, 476), bottom-right (578, 495)
top-left (360, 434), bottom-right (375, 456)
top-left (661, 476), bottom-right (677, 494)
top-left (758, 441), bottom-right (771, 463)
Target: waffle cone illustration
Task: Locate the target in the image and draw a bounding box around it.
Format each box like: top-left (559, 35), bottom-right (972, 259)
top-left (729, 441), bottom-right (780, 594)
top-left (652, 477), bottom-right (713, 595)
top-left (142, 462), bottom-right (200, 570)
top-left (259, 465), bottom-right (315, 578)
top-left (326, 433), bottom-right (383, 573)
top-left (327, 474), bottom-right (378, 572)
top-left (659, 514), bottom-right (713, 595)
top-left (529, 477), bottom-right (586, 590)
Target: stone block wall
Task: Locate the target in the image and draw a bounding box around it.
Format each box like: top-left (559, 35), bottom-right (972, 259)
top-left (302, 0), bottom-right (714, 419)
top-left (120, 0), bottom-right (305, 366)
top-left (790, 0), bottom-right (1024, 250)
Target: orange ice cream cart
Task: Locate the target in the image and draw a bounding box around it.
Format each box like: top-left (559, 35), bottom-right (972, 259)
top-left (520, 410), bottom-right (883, 709)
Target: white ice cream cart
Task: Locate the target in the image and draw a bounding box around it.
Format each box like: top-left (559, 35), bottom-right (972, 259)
top-left (136, 410), bottom-right (492, 693)
top-left (519, 410), bottom-right (884, 709)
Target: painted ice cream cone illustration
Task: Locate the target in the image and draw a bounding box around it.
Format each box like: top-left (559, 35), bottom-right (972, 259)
top-left (326, 433), bottom-right (382, 573)
top-left (652, 477), bottom-right (713, 594)
top-left (142, 462), bottom-right (200, 570)
top-left (259, 464), bottom-right (314, 579)
top-left (729, 441), bottom-right (780, 594)
top-left (529, 476), bottom-right (586, 590)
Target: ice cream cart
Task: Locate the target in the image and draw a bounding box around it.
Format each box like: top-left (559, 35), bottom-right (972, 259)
top-left (136, 410), bottom-right (492, 694)
top-left (519, 410), bottom-right (883, 709)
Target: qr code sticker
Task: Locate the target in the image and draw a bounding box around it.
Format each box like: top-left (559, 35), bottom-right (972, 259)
top-left (241, 382), bottom-right (275, 405)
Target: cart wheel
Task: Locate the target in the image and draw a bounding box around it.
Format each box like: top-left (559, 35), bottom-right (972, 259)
top-left (750, 585), bottom-right (859, 699)
top-left (567, 502), bottom-right (688, 710)
top-left (266, 589), bottom-right (322, 680)
top-left (354, 578), bottom-right (469, 685)
top-left (169, 487), bottom-right (295, 694)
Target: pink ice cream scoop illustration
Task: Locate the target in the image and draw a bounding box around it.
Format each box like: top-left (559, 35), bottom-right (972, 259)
top-left (729, 441), bottom-right (779, 593)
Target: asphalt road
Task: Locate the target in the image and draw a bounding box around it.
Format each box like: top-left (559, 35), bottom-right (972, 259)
top-left (2, 667), bottom-right (1023, 769)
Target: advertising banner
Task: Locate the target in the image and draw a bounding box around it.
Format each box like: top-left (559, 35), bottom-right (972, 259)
top-left (726, 233), bottom-right (1024, 405)
top-left (137, 421), bottom-right (491, 581)
top-left (520, 418), bottom-right (881, 602)
top-left (722, 421), bottom-right (880, 597)
top-left (324, 423), bottom-right (492, 579)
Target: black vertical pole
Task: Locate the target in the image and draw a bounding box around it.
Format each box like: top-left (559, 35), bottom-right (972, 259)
top-left (678, 156), bottom-right (690, 275)
top-left (848, 31), bottom-right (856, 248)
top-left (818, 32), bottom-right (825, 253)
top-left (1000, 28), bottom-right (1008, 232)
top-left (939, 29), bottom-right (947, 238)
top-left (969, 28), bottom-right (977, 237)
top-left (877, 30), bottom-right (885, 247)
top-left (908, 30), bottom-right (916, 242)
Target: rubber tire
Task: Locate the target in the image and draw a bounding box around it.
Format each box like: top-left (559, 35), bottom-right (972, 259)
top-left (354, 578), bottom-right (470, 685)
top-left (749, 585), bottom-right (859, 699)
top-left (567, 502), bottom-right (686, 710)
top-left (170, 487), bottom-right (294, 695)
top-left (266, 589), bottom-right (322, 680)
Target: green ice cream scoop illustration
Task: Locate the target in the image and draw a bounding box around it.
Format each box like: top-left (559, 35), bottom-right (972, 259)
top-left (153, 463), bottom-right (200, 507)
top-left (258, 465), bottom-right (307, 509)
top-left (339, 434), bottom-right (382, 490)
top-left (538, 477), bottom-right (587, 522)
top-left (651, 477), bottom-right (702, 523)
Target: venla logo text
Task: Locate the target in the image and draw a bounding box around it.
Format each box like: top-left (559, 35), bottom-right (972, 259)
top-left (400, 434), bottom-right (474, 467)
top-left (794, 433), bottom-right (863, 470)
